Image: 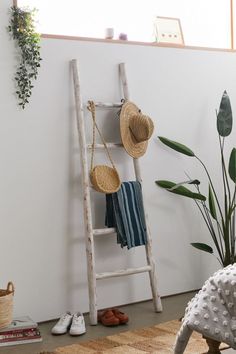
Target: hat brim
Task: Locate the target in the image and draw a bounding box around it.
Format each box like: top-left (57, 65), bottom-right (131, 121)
top-left (120, 102), bottom-right (148, 158)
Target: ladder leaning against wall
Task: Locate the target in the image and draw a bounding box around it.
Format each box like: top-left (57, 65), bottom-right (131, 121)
top-left (71, 59), bottom-right (162, 325)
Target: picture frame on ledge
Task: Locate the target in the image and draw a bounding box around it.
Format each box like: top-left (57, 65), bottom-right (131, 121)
top-left (154, 16), bottom-right (184, 46)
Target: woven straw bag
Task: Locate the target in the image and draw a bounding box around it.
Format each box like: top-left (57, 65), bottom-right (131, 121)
top-left (87, 100), bottom-right (121, 194)
top-left (0, 282), bottom-right (14, 329)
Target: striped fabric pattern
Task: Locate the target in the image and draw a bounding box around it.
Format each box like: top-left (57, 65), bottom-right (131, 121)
top-left (105, 181), bottom-right (147, 249)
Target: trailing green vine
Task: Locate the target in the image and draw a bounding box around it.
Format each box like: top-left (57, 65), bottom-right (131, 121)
top-left (8, 6), bottom-right (42, 109)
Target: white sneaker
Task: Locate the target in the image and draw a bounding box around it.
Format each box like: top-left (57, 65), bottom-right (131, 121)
top-left (51, 312), bottom-right (73, 335)
top-left (69, 312), bottom-right (86, 336)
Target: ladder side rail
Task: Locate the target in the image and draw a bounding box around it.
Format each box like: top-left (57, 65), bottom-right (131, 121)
top-left (119, 63), bottom-right (142, 183)
top-left (72, 59), bottom-right (98, 324)
top-left (119, 63), bottom-right (162, 312)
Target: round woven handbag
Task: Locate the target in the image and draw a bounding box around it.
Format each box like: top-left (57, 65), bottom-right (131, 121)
top-left (87, 100), bottom-right (121, 194)
top-left (0, 282), bottom-right (14, 329)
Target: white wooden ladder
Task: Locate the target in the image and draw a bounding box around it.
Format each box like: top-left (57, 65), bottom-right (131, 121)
top-left (71, 59), bottom-right (162, 325)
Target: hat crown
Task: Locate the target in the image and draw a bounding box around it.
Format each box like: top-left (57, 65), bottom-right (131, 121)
top-left (119, 101), bottom-right (154, 158)
top-left (129, 112), bottom-right (154, 143)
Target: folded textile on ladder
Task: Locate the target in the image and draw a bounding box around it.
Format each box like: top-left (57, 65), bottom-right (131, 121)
top-left (105, 181), bottom-right (147, 249)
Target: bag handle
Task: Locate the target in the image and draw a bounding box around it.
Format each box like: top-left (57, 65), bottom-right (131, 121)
top-left (87, 100), bottom-right (117, 171)
top-left (7, 282), bottom-right (14, 295)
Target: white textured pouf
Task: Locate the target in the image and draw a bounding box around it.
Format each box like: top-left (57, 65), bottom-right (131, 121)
top-left (174, 264), bottom-right (236, 353)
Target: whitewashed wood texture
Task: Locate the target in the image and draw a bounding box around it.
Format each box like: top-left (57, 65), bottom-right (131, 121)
top-left (119, 63), bottom-right (162, 312)
top-left (72, 60), bottom-right (162, 325)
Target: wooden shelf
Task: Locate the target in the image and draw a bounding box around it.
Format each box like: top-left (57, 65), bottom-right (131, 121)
top-left (42, 33), bottom-right (235, 53)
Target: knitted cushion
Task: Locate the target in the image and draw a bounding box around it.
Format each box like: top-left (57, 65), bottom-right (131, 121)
top-left (174, 264), bottom-right (236, 353)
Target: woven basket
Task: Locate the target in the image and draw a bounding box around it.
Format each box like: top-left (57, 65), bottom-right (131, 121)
top-left (0, 282), bottom-right (14, 329)
top-left (90, 165), bottom-right (121, 193)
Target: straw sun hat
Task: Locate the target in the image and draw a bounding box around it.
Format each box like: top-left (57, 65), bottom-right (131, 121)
top-left (120, 101), bottom-right (154, 158)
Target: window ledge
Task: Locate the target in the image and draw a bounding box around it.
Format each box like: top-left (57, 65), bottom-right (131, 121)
top-left (41, 33), bottom-right (236, 53)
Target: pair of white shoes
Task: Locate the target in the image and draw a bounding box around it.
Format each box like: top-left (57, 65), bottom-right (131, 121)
top-left (51, 312), bottom-right (86, 336)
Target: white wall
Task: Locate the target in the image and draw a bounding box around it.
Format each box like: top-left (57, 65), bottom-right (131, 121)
top-left (1, 0), bottom-right (236, 322)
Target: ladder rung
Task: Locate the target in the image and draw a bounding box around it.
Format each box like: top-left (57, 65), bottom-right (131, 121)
top-left (93, 228), bottom-right (116, 235)
top-left (92, 102), bottom-right (122, 108)
top-left (87, 143), bottom-right (123, 149)
top-left (96, 266), bottom-right (152, 280)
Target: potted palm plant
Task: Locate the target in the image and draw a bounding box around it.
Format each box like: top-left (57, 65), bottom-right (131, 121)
top-left (156, 91), bottom-right (236, 267)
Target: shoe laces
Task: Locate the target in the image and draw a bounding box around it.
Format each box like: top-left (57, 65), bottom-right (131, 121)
top-left (73, 312), bottom-right (83, 324)
top-left (58, 312), bottom-right (72, 325)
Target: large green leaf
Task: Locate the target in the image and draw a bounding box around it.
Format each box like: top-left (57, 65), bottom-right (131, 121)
top-left (191, 242), bottom-right (213, 254)
top-left (229, 148), bottom-right (236, 183)
top-left (171, 179), bottom-right (200, 190)
top-left (217, 91), bottom-right (233, 137)
top-left (168, 179), bottom-right (200, 190)
top-left (208, 185), bottom-right (217, 220)
top-left (158, 136), bottom-right (195, 157)
top-left (155, 180), bottom-right (206, 201)
top-left (188, 179), bottom-right (201, 185)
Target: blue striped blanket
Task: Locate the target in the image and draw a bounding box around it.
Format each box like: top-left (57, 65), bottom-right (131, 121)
top-left (105, 181), bottom-right (147, 249)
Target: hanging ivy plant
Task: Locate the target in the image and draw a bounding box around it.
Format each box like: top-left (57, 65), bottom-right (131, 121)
top-left (8, 6), bottom-right (42, 109)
